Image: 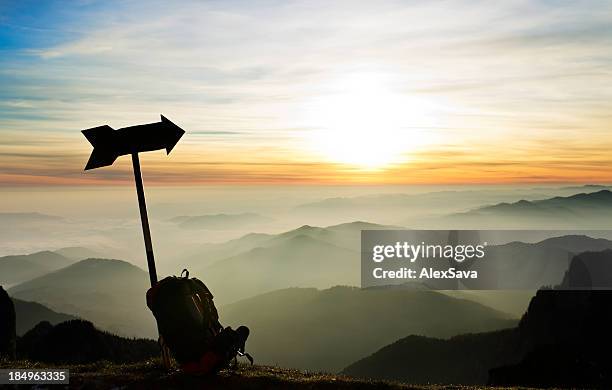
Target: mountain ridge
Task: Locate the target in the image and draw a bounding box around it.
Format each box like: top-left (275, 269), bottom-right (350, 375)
top-left (12, 297), bottom-right (78, 335)
top-left (451, 190), bottom-right (612, 227)
top-left (9, 258), bottom-right (155, 338)
top-left (220, 285), bottom-right (516, 372)
top-left (0, 251), bottom-right (74, 286)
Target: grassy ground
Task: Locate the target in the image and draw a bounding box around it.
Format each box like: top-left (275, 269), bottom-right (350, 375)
top-left (1, 359), bottom-right (540, 389)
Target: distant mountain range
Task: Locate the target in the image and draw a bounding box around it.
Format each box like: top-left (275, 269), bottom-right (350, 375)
top-left (453, 190), bottom-right (612, 227)
top-left (0, 251), bottom-right (74, 286)
top-left (169, 212), bottom-right (273, 230)
top-left (7, 225), bottom-right (609, 342)
top-left (2, 223), bottom-right (406, 338)
top-left (0, 247), bottom-right (102, 287)
top-left (400, 234), bottom-right (612, 313)
top-left (293, 191), bottom-right (540, 226)
top-left (471, 235), bottom-right (612, 289)
top-left (182, 221), bottom-right (389, 263)
top-left (292, 185), bottom-right (611, 226)
top-left (220, 286), bottom-right (515, 372)
top-left (188, 221), bottom-right (394, 304)
top-left (9, 258), bottom-right (156, 338)
top-left (481, 190), bottom-right (612, 214)
top-left (203, 234), bottom-right (357, 304)
top-left (192, 224), bottom-right (612, 296)
top-left (6, 237), bottom-right (610, 377)
top-left (12, 297), bottom-right (77, 335)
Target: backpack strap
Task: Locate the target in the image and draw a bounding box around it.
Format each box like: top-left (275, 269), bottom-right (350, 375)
top-left (181, 268), bottom-right (189, 278)
top-left (237, 350), bottom-right (254, 365)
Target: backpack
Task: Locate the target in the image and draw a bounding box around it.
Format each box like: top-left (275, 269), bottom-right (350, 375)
top-left (146, 269), bottom-right (251, 371)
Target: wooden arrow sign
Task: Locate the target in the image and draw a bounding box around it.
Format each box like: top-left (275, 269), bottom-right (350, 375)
top-left (82, 114), bottom-right (185, 170)
top-left (82, 115), bottom-right (184, 368)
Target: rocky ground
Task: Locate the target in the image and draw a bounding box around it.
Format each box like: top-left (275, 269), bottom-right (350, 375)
top-left (0, 359), bottom-right (546, 389)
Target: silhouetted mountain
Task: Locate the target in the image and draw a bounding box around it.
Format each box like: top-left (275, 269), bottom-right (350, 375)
top-left (343, 330), bottom-right (520, 384)
top-left (0, 286), bottom-right (16, 360)
top-left (489, 289), bottom-right (612, 387)
top-left (169, 212), bottom-right (273, 230)
top-left (452, 235), bottom-right (612, 290)
top-left (17, 319), bottom-right (157, 364)
top-left (559, 249), bottom-right (612, 289)
top-left (491, 190), bottom-right (612, 211)
top-left (205, 235), bottom-right (358, 304)
top-left (9, 258), bottom-right (156, 338)
top-left (220, 286), bottom-right (515, 372)
top-left (0, 251), bottom-right (74, 286)
top-left (343, 287), bottom-right (612, 387)
top-left (453, 190), bottom-right (612, 227)
top-left (12, 297), bottom-right (77, 335)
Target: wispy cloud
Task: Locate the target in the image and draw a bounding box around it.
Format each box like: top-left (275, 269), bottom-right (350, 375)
top-left (1, 0), bottom-right (612, 184)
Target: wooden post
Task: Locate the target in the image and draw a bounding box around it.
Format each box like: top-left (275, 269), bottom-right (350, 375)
top-left (131, 152), bottom-right (171, 367)
top-left (131, 153), bottom-right (158, 286)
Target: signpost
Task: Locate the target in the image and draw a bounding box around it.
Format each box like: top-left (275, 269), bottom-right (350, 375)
top-left (82, 114), bottom-right (185, 366)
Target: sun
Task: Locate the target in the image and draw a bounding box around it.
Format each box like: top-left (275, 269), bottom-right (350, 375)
top-left (303, 72), bottom-right (439, 169)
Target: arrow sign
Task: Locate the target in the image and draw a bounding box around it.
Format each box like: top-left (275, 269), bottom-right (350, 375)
top-left (82, 114), bottom-right (184, 368)
top-left (82, 114), bottom-right (185, 170)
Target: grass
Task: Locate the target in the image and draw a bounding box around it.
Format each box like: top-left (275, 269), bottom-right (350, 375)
top-left (0, 359), bottom-right (543, 389)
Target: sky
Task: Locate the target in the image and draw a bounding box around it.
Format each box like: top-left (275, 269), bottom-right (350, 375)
top-left (1, 0), bottom-right (612, 185)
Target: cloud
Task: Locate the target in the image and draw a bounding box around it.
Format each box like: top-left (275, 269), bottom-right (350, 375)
top-left (1, 0), bottom-right (612, 184)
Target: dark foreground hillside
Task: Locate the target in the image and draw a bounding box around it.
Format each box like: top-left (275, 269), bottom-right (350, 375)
top-left (343, 288), bottom-right (612, 388)
top-left (0, 359), bottom-right (536, 389)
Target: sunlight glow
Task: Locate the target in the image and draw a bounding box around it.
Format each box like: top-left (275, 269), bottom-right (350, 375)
top-left (304, 72), bottom-right (441, 169)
